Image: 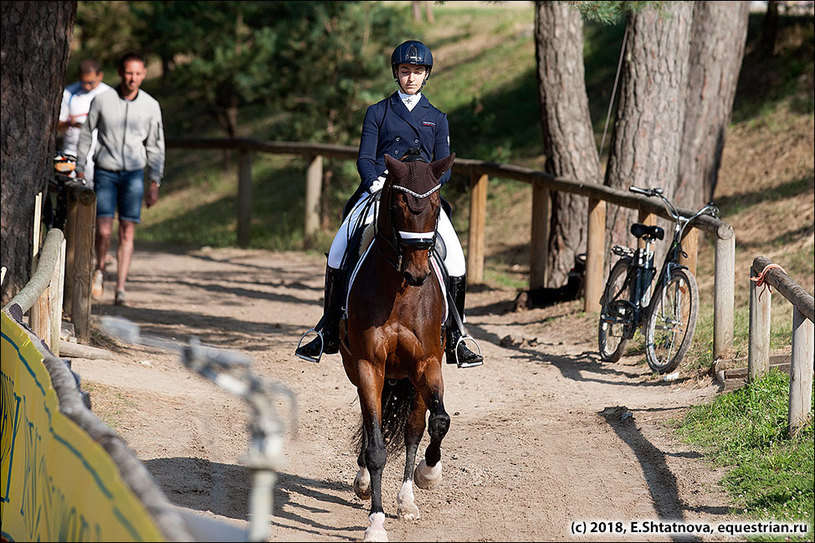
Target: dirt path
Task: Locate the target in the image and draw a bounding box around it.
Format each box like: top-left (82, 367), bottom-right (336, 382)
top-left (69, 246), bottom-right (738, 542)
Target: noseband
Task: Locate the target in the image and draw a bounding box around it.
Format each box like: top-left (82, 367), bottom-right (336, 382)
top-left (375, 176), bottom-right (441, 271)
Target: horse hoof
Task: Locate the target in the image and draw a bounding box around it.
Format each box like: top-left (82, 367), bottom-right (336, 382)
top-left (397, 502), bottom-right (420, 521)
top-left (354, 468), bottom-right (372, 500)
top-left (413, 459), bottom-right (442, 490)
top-left (365, 512), bottom-right (388, 542)
top-left (364, 528), bottom-right (388, 542)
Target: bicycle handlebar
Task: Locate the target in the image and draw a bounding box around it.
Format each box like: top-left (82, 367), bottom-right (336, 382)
top-left (629, 185), bottom-right (718, 225)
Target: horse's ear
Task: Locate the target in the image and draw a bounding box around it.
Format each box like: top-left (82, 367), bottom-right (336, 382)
top-left (385, 154), bottom-right (408, 179)
top-left (431, 153), bottom-right (455, 181)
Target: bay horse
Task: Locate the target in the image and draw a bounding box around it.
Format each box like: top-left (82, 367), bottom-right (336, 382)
top-left (339, 152), bottom-right (456, 542)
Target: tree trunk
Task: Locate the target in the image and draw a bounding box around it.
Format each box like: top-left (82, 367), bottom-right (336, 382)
top-left (1, 1), bottom-right (76, 306)
top-left (675, 1), bottom-right (750, 211)
top-left (603, 2), bottom-right (693, 265)
top-left (534, 1), bottom-right (601, 288)
top-left (762, 0), bottom-right (781, 55)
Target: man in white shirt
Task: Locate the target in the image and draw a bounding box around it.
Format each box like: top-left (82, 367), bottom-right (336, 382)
top-left (58, 58), bottom-right (111, 187)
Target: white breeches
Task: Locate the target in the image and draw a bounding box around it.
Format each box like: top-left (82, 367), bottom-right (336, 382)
top-left (327, 190), bottom-right (466, 277)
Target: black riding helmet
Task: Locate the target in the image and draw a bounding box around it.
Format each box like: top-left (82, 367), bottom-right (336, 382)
top-left (391, 40), bottom-right (433, 82)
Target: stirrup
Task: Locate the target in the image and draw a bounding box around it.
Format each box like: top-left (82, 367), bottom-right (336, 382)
top-left (454, 335), bottom-right (483, 369)
top-left (295, 328), bottom-right (324, 363)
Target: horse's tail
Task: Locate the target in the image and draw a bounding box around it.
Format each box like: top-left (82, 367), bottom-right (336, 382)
top-left (354, 378), bottom-right (416, 458)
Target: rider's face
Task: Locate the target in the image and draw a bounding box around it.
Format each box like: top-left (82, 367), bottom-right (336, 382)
top-left (397, 64), bottom-right (427, 95)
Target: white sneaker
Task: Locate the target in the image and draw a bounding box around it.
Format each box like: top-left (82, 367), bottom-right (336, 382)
top-left (91, 270), bottom-right (103, 299)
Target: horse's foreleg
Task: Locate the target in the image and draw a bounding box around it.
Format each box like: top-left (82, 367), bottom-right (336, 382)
top-left (414, 374), bottom-right (449, 490)
top-left (398, 394), bottom-right (427, 520)
top-left (357, 368), bottom-right (388, 542)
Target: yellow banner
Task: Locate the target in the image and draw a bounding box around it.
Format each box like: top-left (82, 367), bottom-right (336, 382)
top-left (1, 311), bottom-right (164, 542)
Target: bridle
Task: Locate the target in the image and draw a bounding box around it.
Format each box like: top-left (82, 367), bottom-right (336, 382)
top-left (375, 167), bottom-right (441, 272)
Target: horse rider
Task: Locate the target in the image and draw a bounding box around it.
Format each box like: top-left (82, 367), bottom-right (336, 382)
top-left (295, 40), bottom-right (483, 369)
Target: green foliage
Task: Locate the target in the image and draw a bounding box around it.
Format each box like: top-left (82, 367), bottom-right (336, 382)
top-left (74, 1), bottom-right (412, 144)
top-left (72, 2), bottom-right (142, 74)
top-left (678, 371), bottom-right (814, 533)
top-left (569, 1), bottom-right (654, 25)
top-left (159, 1), bottom-right (409, 143)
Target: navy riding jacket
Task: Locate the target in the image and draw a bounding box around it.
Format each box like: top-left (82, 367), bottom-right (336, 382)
top-left (356, 92), bottom-right (451, 193)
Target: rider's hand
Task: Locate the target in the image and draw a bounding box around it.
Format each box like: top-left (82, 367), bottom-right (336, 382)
top-left (146, 180), bottom-right (160, 208)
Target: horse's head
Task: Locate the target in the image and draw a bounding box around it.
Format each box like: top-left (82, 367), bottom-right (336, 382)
top-left (380, 153), bottom-right (455, 286)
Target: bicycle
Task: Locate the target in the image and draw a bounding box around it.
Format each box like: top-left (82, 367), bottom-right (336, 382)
top-left (597, 186), bottom-right (718, 374)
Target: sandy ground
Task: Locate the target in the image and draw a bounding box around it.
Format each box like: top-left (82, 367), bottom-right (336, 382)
top-left (62, 244), bottom-right (748, 542)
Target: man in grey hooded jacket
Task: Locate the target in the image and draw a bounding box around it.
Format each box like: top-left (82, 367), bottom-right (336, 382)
top-left (77, 51), bottom-right (165, 306)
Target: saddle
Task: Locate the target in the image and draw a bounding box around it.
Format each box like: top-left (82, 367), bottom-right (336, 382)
top-left (342, 222), bottom-right (449, 323)
top-left (630, 223), bottom-right (664, 241)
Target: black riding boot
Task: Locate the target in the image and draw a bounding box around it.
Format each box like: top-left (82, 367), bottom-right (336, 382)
top-left (446, 275), bottom-right (484, 367)
top-left (295, 266), bottom-right (346, 362)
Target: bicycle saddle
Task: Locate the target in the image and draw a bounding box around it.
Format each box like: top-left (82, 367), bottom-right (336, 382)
top-left (630, 223), bottom-right (664, 241)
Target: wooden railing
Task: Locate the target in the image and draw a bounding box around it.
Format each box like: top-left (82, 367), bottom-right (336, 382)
top-left (5, 228), bottom-right (65, 354)
top-left (166, 137), bottom-right (736, 359)
top-left (748, 256), bottom-right (814, 437)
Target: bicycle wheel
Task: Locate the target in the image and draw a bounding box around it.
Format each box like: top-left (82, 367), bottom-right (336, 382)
top-left (645, 267), bottom-right (699, 373)
top-left (598, 259), bottom-right (632, 362)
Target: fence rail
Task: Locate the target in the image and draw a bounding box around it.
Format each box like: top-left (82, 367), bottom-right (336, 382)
top-left (167, 137), bottom-right (737, 358)
top-left (748, 255), bottom-right (814, 437)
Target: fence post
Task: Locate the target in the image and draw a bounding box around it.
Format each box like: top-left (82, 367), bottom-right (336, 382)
top-left (467, 171), bottom-right (487, 284)
top-left (237, 150), bottom-right (253, 247)
top-left (679, 227), bottom-right (698, 276)
top-left (70, 183), bottom-right (96, 342)
top-left (63, 185), bottom-right (81, 316)
top-left (584, 196), bottom-right (606, 313)
top-left (714, 226), bottom-right (735, 359)
top-left (305, 155), bottom-right (323, 241)
top-left (529, 182), bottom-right (550, 290)
top-left (748, 263), bottom-right (771, 382)
top-left (789, 307), bottom-right (814, 437)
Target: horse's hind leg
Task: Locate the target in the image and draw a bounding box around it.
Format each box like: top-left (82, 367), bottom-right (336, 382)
top-left (354, 427), bottom-right (372, 500)
top-left (397, 394), bottom-right (427, 520)
top-left (414, 380), bottom-right (449, 490)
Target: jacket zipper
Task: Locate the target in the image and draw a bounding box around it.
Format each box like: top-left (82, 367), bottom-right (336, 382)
top-left (122, 100), bottom-right (129, 171)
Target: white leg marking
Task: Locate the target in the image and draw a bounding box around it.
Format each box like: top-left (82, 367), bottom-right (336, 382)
top-left (413, 459), bottom-right (442, 490)
top-left (364, 512), bottom-right (388, 542)
top-left (396, 480), bottom-right (420, 520)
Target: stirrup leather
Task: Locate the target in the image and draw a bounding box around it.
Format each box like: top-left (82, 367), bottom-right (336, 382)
top-left (295, 328), bottom-right (324, 363)
top-left (453, 334), bottom-right (483, 368)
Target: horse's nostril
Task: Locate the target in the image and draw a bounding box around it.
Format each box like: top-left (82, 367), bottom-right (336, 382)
top-left (405, 272), bottom-right (428, 286)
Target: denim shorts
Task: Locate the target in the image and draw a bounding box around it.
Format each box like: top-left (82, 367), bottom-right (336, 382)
top-left (94, 168), bottom-right (145, 223)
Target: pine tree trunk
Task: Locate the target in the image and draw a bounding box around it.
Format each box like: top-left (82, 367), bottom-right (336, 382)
top-left (1, 1), bottom-right (76, 306)
top-left (675, 1), bottom-right (750, 211)
top-left (603, 2), bottom-right (693, 265)
top-left (534, 1), bottom-right (601, 288)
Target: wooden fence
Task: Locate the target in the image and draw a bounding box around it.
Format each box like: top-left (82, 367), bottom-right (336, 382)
top-left (166, 137), bottom-right (736, 359)
top-left (11, 181), bottom-right (97, 352)
top-left (748, 255), bottom-right (814, 437)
